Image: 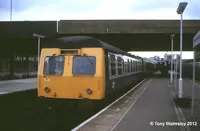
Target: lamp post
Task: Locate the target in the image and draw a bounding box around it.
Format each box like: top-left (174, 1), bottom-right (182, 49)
top-left (33, 34), bottom-right (45, 72)
top-left (170, 34), bottom-right (175, 84)
top-left (173, 54), bottom-right (176, 86)
top-left (10, 0), bottom-right (12, 21)
top-left (176, 2), bottom-right (188, 98)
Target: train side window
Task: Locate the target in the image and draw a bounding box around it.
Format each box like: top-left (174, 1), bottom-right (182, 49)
top-left (131, 60), bottom-right (133, 72)
top-left (136, 61), bottom-right (138, 72)
top-left (122, 59), bottom-right (124, 74)
top-left (132, 60), bottom-right (134, 72)
top-left (124, 60), bottom-right (128, 74)
top-left (123, 59), bottom-right (125, 73)
top-left (117, 56), bottom-right (122, 75)
top-left (110, 54), bottom-right (116, 76)
top-left (129, 59), bottom-right (131, 72)
top-left (127, 59), bottom-right (130, 73)
top-left (130, 60), bottom-right (132, 72)
top-left (139, 61), bottom-right (141, 71)
top-left (138, 61), bottom-right (140, 72)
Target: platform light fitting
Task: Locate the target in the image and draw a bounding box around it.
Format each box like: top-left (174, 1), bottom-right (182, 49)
top-left (177, 2), bottom-right (188, 14)
top-left (33, 33), bottom-right (45, 38)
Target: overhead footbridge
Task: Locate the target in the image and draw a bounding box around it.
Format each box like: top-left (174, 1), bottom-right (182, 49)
top-left (58, 20), bottom-right (200, 51)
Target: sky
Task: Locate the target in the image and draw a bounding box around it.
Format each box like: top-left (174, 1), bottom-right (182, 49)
top-left (0, 0), bottom-right (200, 20)
top-left (0, 0), bottom-right (199, 59)
top-left (129, 51), bottom-right (193, 59)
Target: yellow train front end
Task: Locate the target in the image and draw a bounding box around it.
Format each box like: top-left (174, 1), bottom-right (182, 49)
top-left (38, 48), bottom-right (105, 100)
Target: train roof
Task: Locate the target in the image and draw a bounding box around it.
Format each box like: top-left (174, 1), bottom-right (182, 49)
top-left (42, 36), bottom-right (142, 60)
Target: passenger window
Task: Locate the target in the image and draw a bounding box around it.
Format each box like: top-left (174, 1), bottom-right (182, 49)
top-left (127, 59), bottom-right (130, 73)
top-left (130, 60), bottom-right (132, 72)
top-left (135, 61), bottom-right (138, 72)
top-left (117, 57), bottom-right (123, 75)
top-left (125, 60), bottom-right (128, 73)
top-left (122, 59), bottom-right (124, 74)
top-left (110, 54), bottom-right (116, 76)
top-left (132, 60), bottom-right (134, 72)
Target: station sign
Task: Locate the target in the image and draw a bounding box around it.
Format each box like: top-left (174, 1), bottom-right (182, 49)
top-left (193, 30), bottom-right (200, 48)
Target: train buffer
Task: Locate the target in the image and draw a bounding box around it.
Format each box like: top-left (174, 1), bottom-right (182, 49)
top-left (73, 78), bottom-right (200, 131)
top-left (0, 78), bottom-right (37, 95)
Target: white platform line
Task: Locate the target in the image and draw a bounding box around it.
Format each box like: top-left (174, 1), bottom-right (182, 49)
top-left (0, 87), bottom-right (37, 95)
top-left (71, 78), bottom-right (148, 131)
top-left (0, 92), bottom-right (9, 95)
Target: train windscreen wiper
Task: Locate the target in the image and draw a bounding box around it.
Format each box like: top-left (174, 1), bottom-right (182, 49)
top-left (83, 54), bottom-right (94, 65)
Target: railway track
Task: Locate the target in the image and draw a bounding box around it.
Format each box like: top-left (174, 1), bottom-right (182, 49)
top-left (0, 78), bottom-right (147, 131)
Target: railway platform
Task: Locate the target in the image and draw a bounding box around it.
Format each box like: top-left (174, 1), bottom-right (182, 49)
top-left (0, 78), bottom-right (37, 95)
top-left (74, 78), bottom-right (200, 131)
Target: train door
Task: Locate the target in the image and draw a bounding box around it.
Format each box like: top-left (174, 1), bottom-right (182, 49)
top-left (104, 51), bottom-right (110, 96)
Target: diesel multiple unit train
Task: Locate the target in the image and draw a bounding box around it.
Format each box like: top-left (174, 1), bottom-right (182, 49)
top-left (38, 36), bottom-right (154, 100)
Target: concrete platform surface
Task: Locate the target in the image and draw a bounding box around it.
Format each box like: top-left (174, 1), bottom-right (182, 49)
top-left (0, 78), bottom-right (37, 94)
top-left (77, 78), bottom-right (187, 131)
top-left (171, 78), bottom-right (200, 131)
top-left (113, 78), bottom-right (181, 131)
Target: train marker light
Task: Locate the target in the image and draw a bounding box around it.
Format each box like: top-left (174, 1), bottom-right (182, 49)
top-left (86, 88), bottom-right (93, 94)
top-left (44, 87), bottom-right (50, 93)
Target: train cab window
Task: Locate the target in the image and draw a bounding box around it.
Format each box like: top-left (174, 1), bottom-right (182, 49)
top-left (72, 56), bottom-right (96, 75)
top-left (44, 56), bottom-right (65, 75)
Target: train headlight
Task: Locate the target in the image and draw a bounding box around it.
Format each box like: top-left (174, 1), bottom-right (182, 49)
top-left (86, 88), bottom-right (92, 95)
top-left (44, 87), bottom-right (50, 93)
